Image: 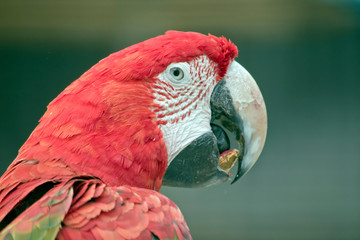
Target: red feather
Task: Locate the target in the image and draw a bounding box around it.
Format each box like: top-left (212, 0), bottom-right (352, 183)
top-left (0, 31), bottom-right (238, 239)
top-left (59, 179), bottom-right (190, 240)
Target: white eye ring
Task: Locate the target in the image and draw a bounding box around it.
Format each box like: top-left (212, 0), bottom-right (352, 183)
top-left (162, 62), bottom-right (190, 88)
top-left (169, 67), bottom-right (184, 81)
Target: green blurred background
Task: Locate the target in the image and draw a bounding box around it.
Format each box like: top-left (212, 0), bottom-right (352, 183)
top-left (0, 0), bottom-right (359, 239)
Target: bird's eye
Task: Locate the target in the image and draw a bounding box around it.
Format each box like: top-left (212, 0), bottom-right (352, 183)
top-left (163, 63), bottom-right (189, 87)
top-left (170, 67), bottom-right (184, 81)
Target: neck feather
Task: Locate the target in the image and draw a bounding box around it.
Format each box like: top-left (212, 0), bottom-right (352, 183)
top-left (16, 77), bottom-right (167, 190)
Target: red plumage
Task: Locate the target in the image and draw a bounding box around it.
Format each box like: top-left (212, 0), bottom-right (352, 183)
top-left (0, 31), bottom-right (237, 239)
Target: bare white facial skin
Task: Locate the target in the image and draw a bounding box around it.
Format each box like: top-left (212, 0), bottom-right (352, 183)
top-left (153, 56), bottom-right (218, 164)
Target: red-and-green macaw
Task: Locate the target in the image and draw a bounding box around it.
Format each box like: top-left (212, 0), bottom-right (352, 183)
top-left (0, 31), bottom-right (267, 240)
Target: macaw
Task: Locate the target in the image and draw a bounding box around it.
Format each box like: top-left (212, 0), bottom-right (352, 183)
top-left (0, 31), bottom-right (267, 240)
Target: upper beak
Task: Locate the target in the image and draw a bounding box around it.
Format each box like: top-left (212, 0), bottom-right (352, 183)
top-left (212, 61), bottom-right (267, 183)
top-left (162, 60), bottom-right (267, 187)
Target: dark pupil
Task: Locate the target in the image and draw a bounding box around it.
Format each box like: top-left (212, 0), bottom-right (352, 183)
top-left (173, 69), bottom-right (180, 77)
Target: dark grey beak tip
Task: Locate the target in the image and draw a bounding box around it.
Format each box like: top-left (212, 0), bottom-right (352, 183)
top-left (231, 170), bottom-right (245, 184)
top-left (230, 151), bottom-right (248, 184)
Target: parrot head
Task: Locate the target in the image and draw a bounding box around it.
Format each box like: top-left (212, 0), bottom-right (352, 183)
top-left (17, 31), bottom-right (267, 190)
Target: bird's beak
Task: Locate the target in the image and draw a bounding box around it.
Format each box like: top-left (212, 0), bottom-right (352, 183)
top-left (162, 61), bottom-right (267, 187)
top-left (214, 61), bottom-right (267, 183)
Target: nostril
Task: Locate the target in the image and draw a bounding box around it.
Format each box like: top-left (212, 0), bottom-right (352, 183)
top-left (211, 124), bottom-right (230, 153)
